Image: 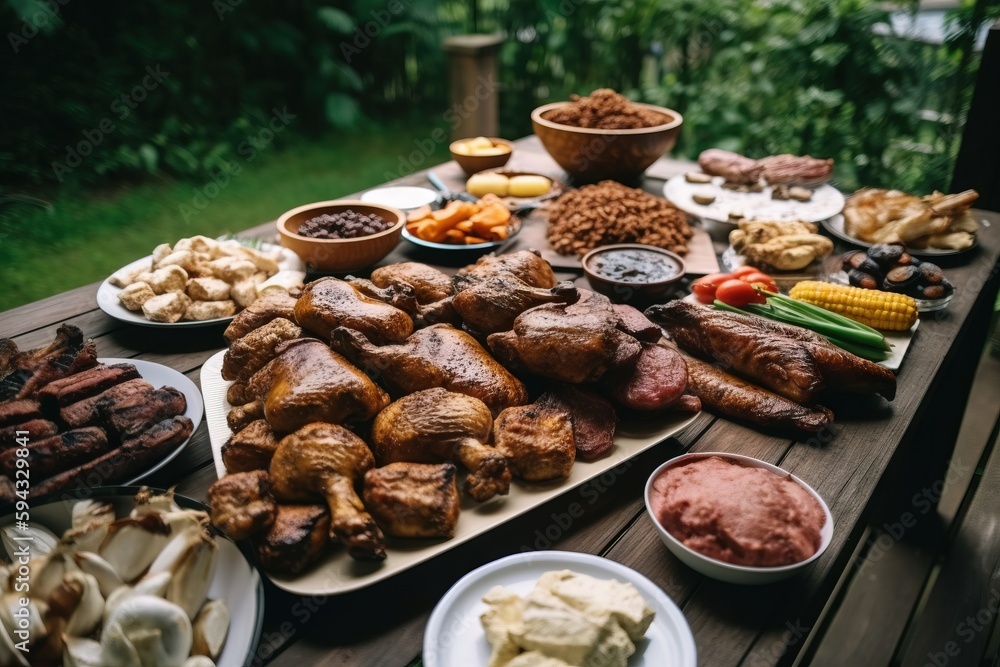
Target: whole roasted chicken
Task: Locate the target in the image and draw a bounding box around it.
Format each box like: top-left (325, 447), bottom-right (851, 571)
top-left (330, 324), bottom-right (528, 415)
top-left (488, 291), bottom-right (642, 384)
top-left (247, 338), bottom-right (390, 433)
top-left (270, 422), bottom-right (386, 561)
top-left (295, 276), bottom-right (413, 344)
top-left (369, 388), bottom-right (510, 501)
top-left (452, 250), bottom-right (579, 333)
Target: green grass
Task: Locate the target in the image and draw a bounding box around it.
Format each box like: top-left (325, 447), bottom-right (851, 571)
top-left (0, 119), bottom-right (452, 313)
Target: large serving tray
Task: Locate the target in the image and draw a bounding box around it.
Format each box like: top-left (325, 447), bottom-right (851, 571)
top-left (200, 349), bottom-right (699, 596)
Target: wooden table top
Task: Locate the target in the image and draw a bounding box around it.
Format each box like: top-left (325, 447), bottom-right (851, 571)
top-left (3, 136), bottom-right (999, 667)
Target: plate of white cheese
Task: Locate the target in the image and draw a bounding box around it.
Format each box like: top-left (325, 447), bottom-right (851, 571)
top-left (423, 550), bottom-right (697, 667)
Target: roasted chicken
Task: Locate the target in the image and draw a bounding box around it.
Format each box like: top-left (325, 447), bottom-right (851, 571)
top-left (330, 324), bottom-right (528, 416)
top-left (488, 291), bottom-right (642, 384)
top-left (255, 504), bottom-right (331, 574)
top-left (494, 403), bottom-right (576, 481)
top-left (224, 290), bottom-right (298, 342)
top-left (247, 338), bottom-right (390, 433)
top-left (372, 262), bottom-right (454, 304)
top-left (452, 250), bottom-right (579, 333)
top-left (363, 462), bottom-right (461, 538)
top-left (295, 276), bottom-right (413, 344)
top-left (222, 317), bottom-right (303, 383)
top-left (369, 388), bottom-right (510, 501)
top-left (221, 419), bottom-right (280, 473)
top-left (269, 422), bottom-right (386, 561)
top-left (207, 470), bottom-right (278, 540)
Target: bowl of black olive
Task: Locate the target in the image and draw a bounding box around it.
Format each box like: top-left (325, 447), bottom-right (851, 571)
top-left (841, 243), bottom-right (955, 311)
top-left (278, 200), bottom-right (405, 272)
top-left (582, 243), bottom-right (686, 305)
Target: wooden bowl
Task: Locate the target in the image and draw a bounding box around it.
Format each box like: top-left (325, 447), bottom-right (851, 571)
top-left (277, 200), bottom-right (404, 272)
top-left (450, 138), bottom-right (514, 175)
top-left (531, 102), bottom-right (683, 183)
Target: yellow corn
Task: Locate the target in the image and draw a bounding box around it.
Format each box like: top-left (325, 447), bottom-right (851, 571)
top-left (788, 281), bottom-right (917, 331)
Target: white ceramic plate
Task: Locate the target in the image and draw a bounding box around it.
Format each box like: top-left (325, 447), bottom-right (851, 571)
top-left (98, 357), bottom-right (205, 484)
top-left (97, 242), bottom-right (304, 328)
top-left (678, 295), bottom-right (916, 371)
top-left (820, 214), bottom-right (980, 257)
top-left (664, 175), bottom-right (845, 224)
top-left (200, 350), bottom-right (700, 596)
top-left (361, 186), bottom-right (441, 211)
top-left (0, 488), bottom-right (264, 667)
top-left (423, 550), bottom-right (697, 667)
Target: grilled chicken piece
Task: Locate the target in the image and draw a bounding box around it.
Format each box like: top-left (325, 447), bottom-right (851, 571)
top-left (538, 386), bottom-right (617, 461)
top-left (60, 379), bottom-right (153, 429)
top-left (29, 416), bottom-right (194, 497)
top-left (0, 325), bottom-right (98, 401)
top-left (295, 277), bottom-right (413, 344)
top-left (222, 317), bottom-right (303, 383)
top-left (682, 351), bottom-right (833, 431)
top-left (224, 290), bottom-right (298, 342)
top-left (270, 422), bottom-right (386, 561)
top-left (452, 250), bottom-right (578, 334)
top-left (494, 403), bottom-right (575, 481)
top-left (646, 300), bottom-right (825, 404)
top-left (0, 427), bottom-right (109, 479)
top-left (369, 388), bottom-right (510, 501)
top-left (221, 419), bottom-right (280, 473)
top-left (255, 504), bottom-right (331, 574)
top-left (99, 385), bottom-right (188, 440)
top-left (488, 291), bottom-right (642, 384)
top-left (228, 400), bottom-right (265, 432)
top-left (603, 342), bottom-right (689, 411)
top-left (373, 262), bottom-right (455, 303)
top-left (36, 363), bottom-right (141, 413)
top-left (350, 275), bottom-right (459, 329)
top-left (208, 470), bottom-right (278, 540)
top-left (363, 462), bottom-right (461, 538)
top-left (247, 339), bottom-right (389, 433)
top-left (0, 419), bottom-right (58, 447)
top-left (226, 382), bottom-right (251, 406)
top-left (331, 324), bottom-right (528, 416)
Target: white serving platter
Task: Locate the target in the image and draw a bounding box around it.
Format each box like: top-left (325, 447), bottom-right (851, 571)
top-left (664, 174), bottom-right (845, 224)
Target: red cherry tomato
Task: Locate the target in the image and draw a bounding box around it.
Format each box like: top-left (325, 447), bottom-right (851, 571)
top-left (691, 272), bottom-right (733, 304)
top-left (739, 271), bottom-right (778, 294)
top-left (715, 279), bottom-right (766, 307)
top-left (729, 266), bottom-right (759, 278)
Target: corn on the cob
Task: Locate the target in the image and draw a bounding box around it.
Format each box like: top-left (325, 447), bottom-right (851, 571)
top-left (788, 281), bottom-right (917, 331)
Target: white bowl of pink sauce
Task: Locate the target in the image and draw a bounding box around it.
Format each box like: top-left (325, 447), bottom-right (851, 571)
top-left (644, 452), bottom-right (833, 585)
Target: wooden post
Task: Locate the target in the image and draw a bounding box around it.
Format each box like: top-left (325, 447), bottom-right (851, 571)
top-left (950, 18), bottom-right (1000, 212)
top-left (442, 34), bottom-right (503, 141)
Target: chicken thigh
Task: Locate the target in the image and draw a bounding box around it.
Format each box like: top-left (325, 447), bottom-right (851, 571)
top-left (247, 338), bottom-right (390, 433)
top-left (494, 403), bottom-right (576, 481)
top-left (372, 262), bottom-right (455, 303)
top-left (330, 324), bottom-right (528, 415)
top-left (269, 422), bottom-right (386, 561)
top-left (295, 276), bottom-right (413, 344)
top-left (363, 462), bottom-right (461, 538)
top-left (370, 388), bottom-right (510, 501)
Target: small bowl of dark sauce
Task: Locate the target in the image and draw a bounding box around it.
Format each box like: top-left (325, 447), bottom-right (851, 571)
top-left (582, 243), bottom-right (686, 305)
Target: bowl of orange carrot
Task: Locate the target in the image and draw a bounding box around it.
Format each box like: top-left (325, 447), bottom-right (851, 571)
top-left (401, 194), bottom-right (522, 259)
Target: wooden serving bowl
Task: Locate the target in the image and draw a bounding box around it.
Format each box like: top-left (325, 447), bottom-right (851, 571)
top-left (450, 138), bottom-right (514, 175)
top-left (277, 200), bottom-right (405, 272)
top-left (531, 102), bottom-right (683, 183)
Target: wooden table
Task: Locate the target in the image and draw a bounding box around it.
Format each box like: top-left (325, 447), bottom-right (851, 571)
top-left (3, 136), bottom-right (998, 667)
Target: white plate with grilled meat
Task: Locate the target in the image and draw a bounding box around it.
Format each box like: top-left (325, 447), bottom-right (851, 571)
top-left (664, 174), bottom-right (845, 224)
top-left (424, 550), bottom-right (697, 667)
top-left (200, 350), bottom-right (700, 596)
top-left (96, 242), bottom-right (304, 328)
top-left (101, 358), bottom-right (204, 484)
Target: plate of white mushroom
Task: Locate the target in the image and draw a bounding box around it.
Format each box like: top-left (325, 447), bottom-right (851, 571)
top-left (0, 487), bottom-right (264, 667)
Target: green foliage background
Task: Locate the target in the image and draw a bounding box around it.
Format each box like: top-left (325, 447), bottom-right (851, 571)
top-left (1, 0), bottom-right (997, 193)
